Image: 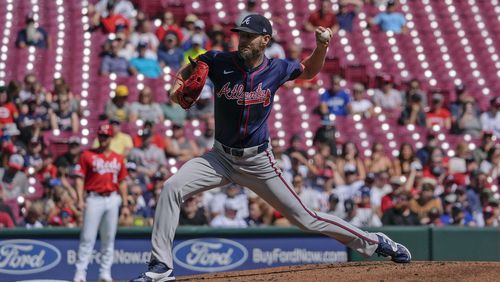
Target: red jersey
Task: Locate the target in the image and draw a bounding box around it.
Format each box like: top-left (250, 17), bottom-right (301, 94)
top-left (75, 149), bottom-right (127, 193)
top-left (307, 11), bottom-right (337, 29)
top-left (155, 25), bottom-right (183, 42)
top-left (426, 108), bottom-right (451, 128)
top-left (0, 102), bottom-right (18, 124)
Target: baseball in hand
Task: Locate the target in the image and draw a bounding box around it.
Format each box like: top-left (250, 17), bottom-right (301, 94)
top-left (319, 29), bottom-right (331, 42)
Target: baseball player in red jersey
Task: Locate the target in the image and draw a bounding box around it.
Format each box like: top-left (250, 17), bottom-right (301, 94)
top-left (73, 124), bottom-right (129, 282)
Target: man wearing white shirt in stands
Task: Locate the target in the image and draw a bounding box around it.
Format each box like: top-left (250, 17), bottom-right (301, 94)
top-left (480, 97), bottom-right (500, 138)
top-left (210, 199), bottom-right (247, 228)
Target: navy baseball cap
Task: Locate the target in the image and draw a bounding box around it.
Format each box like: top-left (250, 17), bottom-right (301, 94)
top-left (231, 15), bottom-right (272, 36)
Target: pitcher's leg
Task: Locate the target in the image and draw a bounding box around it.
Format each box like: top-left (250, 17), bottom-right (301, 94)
top-left (247, 175), bottom-right (378, 256)
top-left (151, 151), bottom-right (230, 268)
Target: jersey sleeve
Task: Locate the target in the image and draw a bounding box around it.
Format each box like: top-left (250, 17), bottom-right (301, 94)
top-left (279, 59), bottom-right (304, 85)
top-left (197, 50), bottom-right (221, 69)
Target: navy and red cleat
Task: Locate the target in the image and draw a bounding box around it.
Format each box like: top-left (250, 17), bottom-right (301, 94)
top-left (130, 259), bottom-right (175, 282)
top-left (375, 233), bottom-right (412, 263)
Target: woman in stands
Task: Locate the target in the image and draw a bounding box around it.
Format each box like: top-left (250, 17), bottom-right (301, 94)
top-left (336, 141), bottom-right (366, 182)
top-left (365, 142), bottom-right (394, 175)
top-left (393, 143), bottom-right (419, 177)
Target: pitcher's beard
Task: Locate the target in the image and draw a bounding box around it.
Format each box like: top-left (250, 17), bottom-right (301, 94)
top-left (238, 47), bottom-right (261, 62)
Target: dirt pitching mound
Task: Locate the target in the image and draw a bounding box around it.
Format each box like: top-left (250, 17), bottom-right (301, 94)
top-left (177, 261), bottom-right (500, 281)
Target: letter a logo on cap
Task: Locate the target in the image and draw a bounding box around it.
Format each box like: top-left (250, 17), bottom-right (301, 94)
top-left (243, 17), bottom-right (251, 25)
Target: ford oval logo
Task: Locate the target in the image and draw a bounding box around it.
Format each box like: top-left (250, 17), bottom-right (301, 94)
top-left (0, 239), bottom-right (61, 275)
top-left (173, 238), bottom-right (248, 272)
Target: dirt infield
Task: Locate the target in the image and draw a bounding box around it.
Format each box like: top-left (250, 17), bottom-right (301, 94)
top-left (177, 262), bottom-right (500, 281)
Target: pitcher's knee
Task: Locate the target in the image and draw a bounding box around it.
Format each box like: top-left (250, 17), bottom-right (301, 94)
top-left (161, 178), bottom-right (183, 202)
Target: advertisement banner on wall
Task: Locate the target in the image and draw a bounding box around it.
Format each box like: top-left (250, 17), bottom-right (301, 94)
top-left (0, 236), bottom-right (347, 281)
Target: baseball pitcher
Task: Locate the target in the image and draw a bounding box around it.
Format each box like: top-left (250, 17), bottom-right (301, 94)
top-left (132, 14), bottom-right (411, 282)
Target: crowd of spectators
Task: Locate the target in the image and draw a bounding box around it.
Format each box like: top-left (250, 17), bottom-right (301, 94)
top-left (1, 0), bottom-right (499, 229)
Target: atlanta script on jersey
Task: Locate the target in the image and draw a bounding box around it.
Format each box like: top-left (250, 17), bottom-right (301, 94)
top-left (74, 149), bottom-right (128, 193)
top-left (198, 51), bottom-right (303, 148)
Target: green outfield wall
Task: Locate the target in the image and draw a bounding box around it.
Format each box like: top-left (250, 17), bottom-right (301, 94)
top-left (1, 226), bottom-right (499, 261)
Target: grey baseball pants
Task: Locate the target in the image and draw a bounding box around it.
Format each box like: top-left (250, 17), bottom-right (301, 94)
top-left (151, 142), bottom-right (379, 269)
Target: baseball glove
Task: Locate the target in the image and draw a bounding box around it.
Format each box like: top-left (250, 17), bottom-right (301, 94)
top-left (174, 57), bottom-right (209, 109)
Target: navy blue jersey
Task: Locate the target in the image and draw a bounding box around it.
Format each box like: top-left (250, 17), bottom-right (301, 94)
top-left (198, 51), bottom-right (303, 148)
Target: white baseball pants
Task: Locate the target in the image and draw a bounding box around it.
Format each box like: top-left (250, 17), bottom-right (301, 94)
top-left (74, 192), bottom-right (121, 281)
top-left (151, 146), bottom-right (380, 269)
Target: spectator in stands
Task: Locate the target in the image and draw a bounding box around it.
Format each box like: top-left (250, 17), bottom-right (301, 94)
top-left (54, 136), bottom-right (81, 171)
top-left (348, 83), bottom-right (374, 117)
top-left (128, 20), bottom-right (159, 59)
top-left (161, 95), bottom-right (187, 126)
top-left (393, 143), bottom-right (420, 177)
top-left (349, 186), bottom-right (382, 227)
top-left (479, 146), bottom-right (500, 183)
top-left (0, 154), bottom-right (29, 201)
top-left (398, 93), bottom-right (426, 126)
top-left (472, 131), bottom-right (494, 164)
top-left (24, 202), bottom-right (44, 228)
top-left (50, 78), bottom-right (80, 114)
top-left (283, 44), bottom-right (320, 89)
top-left (155, 11), bottom-right (183, 43)
top-left (336, 0), bottom-right (363, 32)
top-left (91, 0), bottom-right (136, 29)
top-left (373, 76), bottom-right (402, 111)
top-left (196, 117), bottom-right (215, 153)
top-left (464, 170), bottom-right (489, 225)
top-left (480, 97), bottom-right (500, 137)
top-left (99, 1), bottom-right (130, 34)
top-left (313, 120), bottom-right (337, 159)
top-left (49, 95), bottom-right (79, 133)
top-left (209, 183), bottom-right (248, 220)
top-left (332, 170), bottom-right (365, 212)
top-left (236, 0), bottom-right (259, 26)
top-left (426, 93), bottom-right (452, 131)
top-left (157, 32), bottom-right (185, 72)
top-left (210, 199), bottom-right (248, 228)
top-left (0, 86), bottom-right (18, 129)
top-left (24, 137), bottom-right (43, 172)
top-left (186, 79), bottom-right (214, 120)
top-left (179, 195), bottom-right (209, 226)
top-left (483, 205), bottom-right (499, 227)
top-left (183, 34), bottom-right (207, 65)
top-left (100, 39), bottom-right (131, 77)
top-left (264, 36), bottom-right (286, 59)
top-left (17, 98), bottom-right (48, 143)
top-left (245, 201), bottom-right (264, 226)
top-left (403, 78), bottom-right (427, 108)
top-left (181, 14), bottom-right (199, 43)
top-left (183, 20), bottom-right (211, 51)
top-left (293, 174), bottom-right (322, 211)
top-left (129, 87), bottom-right (164, 123)
top-left (0, 193), bottom-right (16, 225)
top-left (365, 142), bottom-right (394, 175)
top-left (105, 85), bottom-right (131, 122)
top-left (0, 211), bottom-right (15, 228)
top-left (457, 101), bottom-right (482, 138)
top-left (319, 75), bottom-right (351, 118)
top-left (369, 0), bottom-right (407, 33)
top-left (93, 119), bottom-right (133, 157)
top-left (446, 202), bottom-right (475, 226)
top-left (132, 121), bottom-right (166, 150)
top-left (208, 25), bottom-right (230, 52)
top-left (422, 147), bottom-right (447, 182)
top-left (128, 184), bottom-right (153, 226)
top-left (409, 183), bottom-right (443, 224)
top-left (15, 14), bottom-right (50, 49)
top-left (129, 43), bottom-right (162, 78)
top-left (129, 128), bottom-right (167, 177)
top-left (381, 192), bottom-right (420, 225)
top-left (47, 188), bottom-right (79, 227)
top-left (368, 172), bottom-right (392, 217)
top-left (336, 141), bottom-right (366, 181)
top-left (271, 139), bottom-right (293, 183)
top-left (165, 124), bottom-right (200, 161)
top-left (416, 133), bottom-right (437, 166)
top-left (304, 0), bottom-right (339, 33)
